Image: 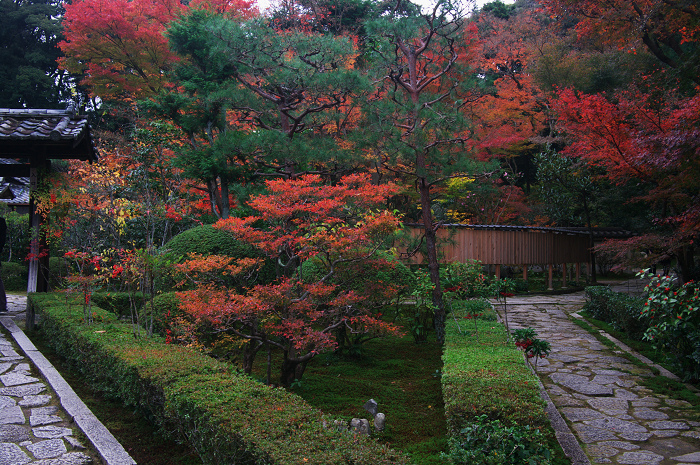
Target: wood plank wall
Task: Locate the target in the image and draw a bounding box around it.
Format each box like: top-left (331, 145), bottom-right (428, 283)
top-left (406, 227), bottom-right (590, 265)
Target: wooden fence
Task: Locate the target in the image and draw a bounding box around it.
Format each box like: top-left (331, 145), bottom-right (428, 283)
top-left (404, 225), bottom-right (592, 289)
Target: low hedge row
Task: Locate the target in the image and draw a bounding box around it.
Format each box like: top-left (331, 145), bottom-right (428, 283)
top-left (441, 299), bottom-right (555, 463)
top-left (583, 286), bottom-right (647, 340)
top-left (29, 293), bottom-right (410, 465)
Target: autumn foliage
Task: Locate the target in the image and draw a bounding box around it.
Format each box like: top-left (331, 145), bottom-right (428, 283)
top-left (176, 174), bottom-right (403, 386)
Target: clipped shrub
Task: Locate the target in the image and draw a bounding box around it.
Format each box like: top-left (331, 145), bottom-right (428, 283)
top-left (91, 292), bottom-right (144, 318)
top-left (441, 260), bottom-right (491, 299)
top-left (441, 299), bottom-right (555, 460)
top-left (583, 286), bottom-right (647, 340)
top-left (162, 224), bottom-right (276, 287)
top-left (443, 415), bottom-right (552, 465)
top-left (29, 293), bottom-right (410, 465)
top-left (1, 261), bottom-right (27, 291)
top-left (48, 256), bottom-right (69, 290)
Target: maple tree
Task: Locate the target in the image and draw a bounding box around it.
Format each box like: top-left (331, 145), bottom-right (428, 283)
top-left (540, 0), bottom-right (700, 86)
top-left (176, 174), bottom-right (402, 386)
top-left (59, 0), bottom-right (256, 101)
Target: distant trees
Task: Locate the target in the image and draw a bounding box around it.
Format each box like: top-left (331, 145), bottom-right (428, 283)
top-left (0, 0), bottom-right (73, 107)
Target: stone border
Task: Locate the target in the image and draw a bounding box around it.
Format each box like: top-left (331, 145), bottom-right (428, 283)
top-left (0, 317), bottom-right (136, 465)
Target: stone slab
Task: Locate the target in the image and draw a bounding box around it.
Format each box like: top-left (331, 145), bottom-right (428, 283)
top-left (30, 414), bottom-right (62, 427)
top-left (672, 452), bottom-right (700, 463)
top-left (0, 383), bottom-right (45, 397)
top-left (32, 451), bottom-right (93, 464)
top-left (573, 424), bottom-right (618, 443)
top-left (27, 439), bottom-right (67, 459)
top-left (632, 409), bottom-right (669, 420)
top-left (0, 442), bottom-right (31, 464)
top-left (585, 417), bottom-right (648, 434)
top-left (648, 420), bottom-right (690, 430)
top-left (617, 451), bottom-right (663, 465)
top-left (551, 373), bottom-right (614, 396)
top-left (0, 425), bottom-right (30, 442)
top-left (34, 426), bottom-right (75, 439)
top-left (0, 407), bottom-right (24, 425)
top-left (0, 372), bottom-right (41, 387)
top-left (19, 395), bottom-right (51, 407)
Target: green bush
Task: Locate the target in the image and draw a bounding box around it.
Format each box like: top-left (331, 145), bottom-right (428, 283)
top-left (162, 225), bottom-right (276, 287)
top-left (29, 293), bottom-right (410, 465)
top-left (1, 261), bottom-right (27, 291)
top-left (300, 251), bottom-right (415, 305)
top-left (48, 256), bottom-right (69, 290)
top-left (91, 292), bottom-right (144, 318)
top-left (441, 299), bottom-right (554, 460)
top-left (583, 286), bottom-right (647, 340)
top-left (638, 272), bottom-right (700, 381)
top-left (443, 415), bottom-right (552, 465)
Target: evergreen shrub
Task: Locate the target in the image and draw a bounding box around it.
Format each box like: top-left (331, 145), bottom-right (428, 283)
top-left (583, 286), bottom-right (647, 340)
top-left (1, 261), bottom-right (27, 291)
top-left (162, 225), bottom-right (276, 287)
top-left (29, 293), bottom-right (409, 465)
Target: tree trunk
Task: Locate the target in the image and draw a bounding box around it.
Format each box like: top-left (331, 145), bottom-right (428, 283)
top-left (419, 178), bottom-right (445, 343)
top-left (280, 352), bottom-right (310, 387)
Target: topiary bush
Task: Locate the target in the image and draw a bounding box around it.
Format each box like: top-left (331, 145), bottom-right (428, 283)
top-left (161, 224), bottom-right (276, 288)
top-left (1, 261), bottom-right (27, 291)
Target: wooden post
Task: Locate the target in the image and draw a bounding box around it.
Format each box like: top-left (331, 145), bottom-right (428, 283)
top-left (522, 265), bottom-right (528, 282)
top-left (576, 262), bottom-right (581, 283)
top-left (495, 264), bottom-right (501, 280)
top-left (548, 264), bottom-right (554, 290)
top-left (27, 166), bottom-right (39, 295)
top-left (562, 263), bottom-right (567, 288)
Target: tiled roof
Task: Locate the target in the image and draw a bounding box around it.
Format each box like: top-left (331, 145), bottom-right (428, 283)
top-left (0, 104), bottom-right (98, 161)
top-left (407, 223), bottom-right (635, 238)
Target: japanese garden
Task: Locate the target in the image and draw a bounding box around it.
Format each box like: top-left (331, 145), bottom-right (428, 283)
top-left (0, 0), bottom-right (698, 464)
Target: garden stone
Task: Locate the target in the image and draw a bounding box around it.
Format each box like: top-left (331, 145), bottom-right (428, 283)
top-left (32, 451), bottom-right (93, 464)
top-left (0, 364), bottom-right (12, 376)
top-left (0, 425), bottom-right (30, 442)
top-left (672, 452), bottom-right (700, 462)
top-left (26, 439), bottom-right (67, 459)
top-left (30, 413), bottom-right (62, 427)
top-left (632, 409), bottom-right (669, 420)
top-left (19, 395), bottom-right (51, 407)
top-left (586, 444), bottom-right (618, 458)
top-left (350, 418), bottom-right (370, 435)
top-left (374, 413), bottom-right (385, 432)
top-left (363, 399), bottom-right (378, 417)
top-left (584, 417), bottom-right (648, 434)
top-left (550, 373), bottom-right (614, 396)
top-left (653, 430), bottom-right (680, 437)
top-left (587, 398), bottom-right (628, 411)
top-left (33, 426), bottom-right (74, 439)
top-left (0, 443), bottom-right (31, 464)
top-left (598, 440), bottom-right (639, 451)
top-left (0, 383), bottom-right (45, 397)
top-left (0, 406), bottom-right (24, 425)
top-left (682, 431), bottom-right (700, 439)
top-left (619, 431), bottom-right (654, 441)
top-left (648, 420), bottom-right (689, 430)
top-left (617, 451), bottom-right (664, 465)
top-left (0, 372), bottom-right (40, 387)
top-left (572, 424), bottom-right (618, 443)
top-left (0, 397), bottom-right (15, 409)
top-left (560, 407), bottom-right (605, 421)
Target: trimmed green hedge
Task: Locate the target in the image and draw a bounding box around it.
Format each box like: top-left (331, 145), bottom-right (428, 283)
top-left (29, 293), bottom-right (410, 465)
top-left (441, 300), bottom-right (554, 463)
top-left (583, 286), bottom-right (647, 340)
top-left (162, 224), bottom-right (276, 287)
top-left (1, 261), bottom-right (27, 291)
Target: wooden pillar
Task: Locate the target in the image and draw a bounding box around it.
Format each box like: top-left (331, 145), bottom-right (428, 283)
top-left (495, 264), bottom-right (501, 280)
top-left (562, 263), bottom-right (567, 288)
top-left (576, 262), bottom-right (581, 283)
top-left (548, 264), bottom-right (554, 290)
top-left (27, 166), bottom-right (39, 295)
top-left (522, 265), bottom-right (528, 282)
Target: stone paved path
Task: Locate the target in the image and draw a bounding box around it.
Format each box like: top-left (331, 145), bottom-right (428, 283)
top-left (0, 295), bottom-right (97, 465)
top-left (493, 283), bottom-right (700, 465)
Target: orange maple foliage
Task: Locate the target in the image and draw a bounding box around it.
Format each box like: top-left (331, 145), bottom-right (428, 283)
top-left (176, 173), bottom-right (403, 386)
